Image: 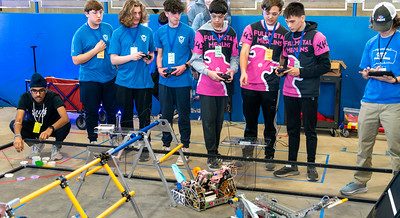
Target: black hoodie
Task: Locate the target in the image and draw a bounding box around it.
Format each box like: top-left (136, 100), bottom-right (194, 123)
top-left (282, 21), bottom-right (331, 98)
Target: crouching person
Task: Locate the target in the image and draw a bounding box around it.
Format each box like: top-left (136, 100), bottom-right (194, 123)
top-left (10, 73), bottom-right (71, 161)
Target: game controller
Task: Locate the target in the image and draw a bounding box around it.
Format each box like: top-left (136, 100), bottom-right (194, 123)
top-left (218, 73), bottom-right (231, 81)
top-left (144, 54), bottom-right (152, 59)
top-left (277, 68), bottom-right (289, 74)
top-left (368, 71), bottom-right (395, 77)
top-left (164, 68), bottom-right (176, 77)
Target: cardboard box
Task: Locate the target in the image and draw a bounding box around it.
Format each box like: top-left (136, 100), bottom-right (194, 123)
top-left (324, 60), bottom-right (347, 76)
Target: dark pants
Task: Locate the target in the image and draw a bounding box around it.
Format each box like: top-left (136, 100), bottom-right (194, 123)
top-left (284, 96), bottom-right (318, 163)
top-left (80, 79), bottom-right (116, 142)
top-left (200, 95), bottom-right (227, 155)
top-left (241, 88), bottom-right (278, 158)
top-left (159, 85), bottom-right (191, 148)
top-left (116, 85), bottom-right (152, 130)
top-left (9, 120), bottom-right (71, 149)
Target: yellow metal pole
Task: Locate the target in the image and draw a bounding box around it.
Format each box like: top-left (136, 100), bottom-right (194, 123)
top-left (65, 158), bottom-right (102, 180)
top-left (85, 166), bottom-right (103, 177)
top-left (103, 163), bottom-right (125, 192)
top-left (18, 180), bottom-right (61, 206)
top-left (158, 143), bottom-right (183, 163)
top-left (16, 158), bottom-right (101, 208)
top-left (96, 191), bottom-right (135, 218)
top-left (64, 186), bottom-right (88, 218)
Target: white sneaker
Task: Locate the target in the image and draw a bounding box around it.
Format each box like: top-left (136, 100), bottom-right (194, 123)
top-left (176, 148), bottom-right (190, 166)
top-left (157, 146), bottom-right (171, 160)
top-left (50, 145), bottom-right (63, 161)
top-left (29, 143), bottom-right (44, 158)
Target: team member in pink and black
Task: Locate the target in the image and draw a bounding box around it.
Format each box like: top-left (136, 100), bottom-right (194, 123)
top-left (239, 0), bottom-right (287, 170)
top-left (273, 2), bottom-right (330, 182)
top-left (190, 0), bottom-right (239, 170)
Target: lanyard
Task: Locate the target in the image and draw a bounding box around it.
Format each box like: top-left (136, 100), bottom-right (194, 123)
top-left (211, 26), bottom-right (231, 44)
top-left (88, 23), bottom-right (103, 42)
top-left (291, 30), bottom-right (305, 59)
top-left (130, 25), bottom-right (140, 46)
top-left (167, 23), bottom-right (181, 52)
top-left (263, 20), bottom-right (277, 48)
top-left (32, 102), bottom-right (45, 123)
top-left (378, 31), bottom-right (395, 63)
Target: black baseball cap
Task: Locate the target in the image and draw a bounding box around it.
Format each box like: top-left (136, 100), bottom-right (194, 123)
top-left (372, 2), bottom-right (397, 32)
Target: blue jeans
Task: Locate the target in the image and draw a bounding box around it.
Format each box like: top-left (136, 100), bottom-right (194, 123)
top-left (159, 84), bottom-right (191, 148)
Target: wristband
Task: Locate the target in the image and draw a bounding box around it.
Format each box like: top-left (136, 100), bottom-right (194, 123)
top-left (14, 134), bottom-right (22, 139)
top-left (49, 125), bottom-right (55, 132)
top-left (185, 63), bottom-right (190, 69)
top-left (395, 77), bottom-right (399, 84)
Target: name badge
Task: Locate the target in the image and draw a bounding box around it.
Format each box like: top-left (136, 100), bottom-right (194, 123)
top-left (215, 46), bottom-right (222, 57)
top-left (130, 47), bottom-right (138, 55)
top-left (265, 49), bottom-right (273, 61)
top-left (97, 50), bottom-right (104, 59)
top-left (294, 60), bottom-right (301, 69)
top-left (33, 122), bottom-right (42, 134)
top-left (168, 52), bottom-right (175, 65)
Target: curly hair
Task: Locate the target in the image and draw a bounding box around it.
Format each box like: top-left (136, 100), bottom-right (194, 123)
top-left (393, 14), bottom-right (400, 29)
top-left (119, 0), bottom-right (148, 27)
top-left (163, 0), bottom-right (184, 14)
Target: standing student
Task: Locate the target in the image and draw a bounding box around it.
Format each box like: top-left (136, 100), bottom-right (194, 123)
top-left (273, 2), bottom-right (330, 182)
top-left (155, 0), bottom-right (195, 166)
top-left (190, 0), bottom-right (239, 170)
top-left (340, 2), bottom-right (400, 196)
top-left (239, 0), bottom-right (287, 170)
top-left (109, 0), bottom-right (155, 162)
top-left (71, 0), bottom-right (117, 143)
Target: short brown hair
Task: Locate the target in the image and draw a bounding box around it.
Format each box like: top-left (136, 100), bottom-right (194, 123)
top-left (84, 0), bottom-right (103, 13)
top-left (261, 0), bottom-right (284, 11)
top-left (119, 0), bottom-right (149, 27)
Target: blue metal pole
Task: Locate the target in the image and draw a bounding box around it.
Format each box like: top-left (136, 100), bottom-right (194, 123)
top-left (103, 1), bottom-right (108, 14)
top-left (352, 3), bottom-right (357, 17)
top-left (34, 1), bottom-right (39, 13)
top-left (109, 121), bottom-right (160, 155)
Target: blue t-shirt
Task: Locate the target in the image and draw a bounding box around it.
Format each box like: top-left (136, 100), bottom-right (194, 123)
top-left (71, 22), bottom-right (116, 83)
top-left (109, 24), bottom-right (155, 89)
top-left (360, 30), bottom-right (400, 104)
top-left (154, 22), bottom-right (195, 87)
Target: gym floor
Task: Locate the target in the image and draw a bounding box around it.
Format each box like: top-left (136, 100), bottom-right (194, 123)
top-left (0, 107), bottom-right (393, 217)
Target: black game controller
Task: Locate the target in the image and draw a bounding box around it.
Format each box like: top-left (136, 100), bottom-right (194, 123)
top-left (164, 68), bottom-right (176, 77)
top-left (277, 68), bottom-right (289, 74)
top-left (144, 54), bottom-right (152, 59)
top-left (218, 73), bottom-right (231, 81)
top-left (368, 71), bottom-right (395, 77)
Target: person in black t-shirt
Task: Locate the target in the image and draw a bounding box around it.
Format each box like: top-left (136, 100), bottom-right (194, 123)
top-left (10, 73), bottom-right (71, 161)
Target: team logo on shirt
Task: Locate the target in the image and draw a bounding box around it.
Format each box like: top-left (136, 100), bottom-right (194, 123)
top-left (373, 48), bottom-right (397, 65)
top-left (178, 36), bottom-right (185, 44)
top-left (103, 34), bottom-right (108, 41)
top-left (141, 35), bottom-right (147, 42)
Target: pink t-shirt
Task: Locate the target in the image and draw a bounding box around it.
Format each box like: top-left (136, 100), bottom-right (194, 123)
top-left (193, 28), bottom-right (239, 96)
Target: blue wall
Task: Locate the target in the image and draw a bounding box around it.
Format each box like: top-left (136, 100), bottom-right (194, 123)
top-left (0, 13), bottom-right (376, 124)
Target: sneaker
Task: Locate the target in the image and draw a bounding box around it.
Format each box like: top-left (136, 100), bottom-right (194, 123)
top-left (265, 157), bottom-right (276, 171)
top-left (176, 148), bottom-right (190, 166)
top-left (50, 145), bottom-right (63, 161)
top-left (207, 157), bottom-right (221, 171)
top-left (340, 182), bottom-right (368, 196)
top-left (29, 143), bottom-right (45, 158)
top-left (307, 166), bottom-right (319, 182)
top-left (157, 146), bottom-right (171, 160)
top-left (139, 151), bottom-right (150, 162)
top-left (273, 165), bottom-right (300, 178)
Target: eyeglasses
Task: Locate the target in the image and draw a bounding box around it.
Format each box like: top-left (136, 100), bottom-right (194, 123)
top-left (89, 10), bottom-right (104, 15)
top-left (263, 9), bottom-right (280, 17)
top-left (30, 89), bottom-right (46, 94)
